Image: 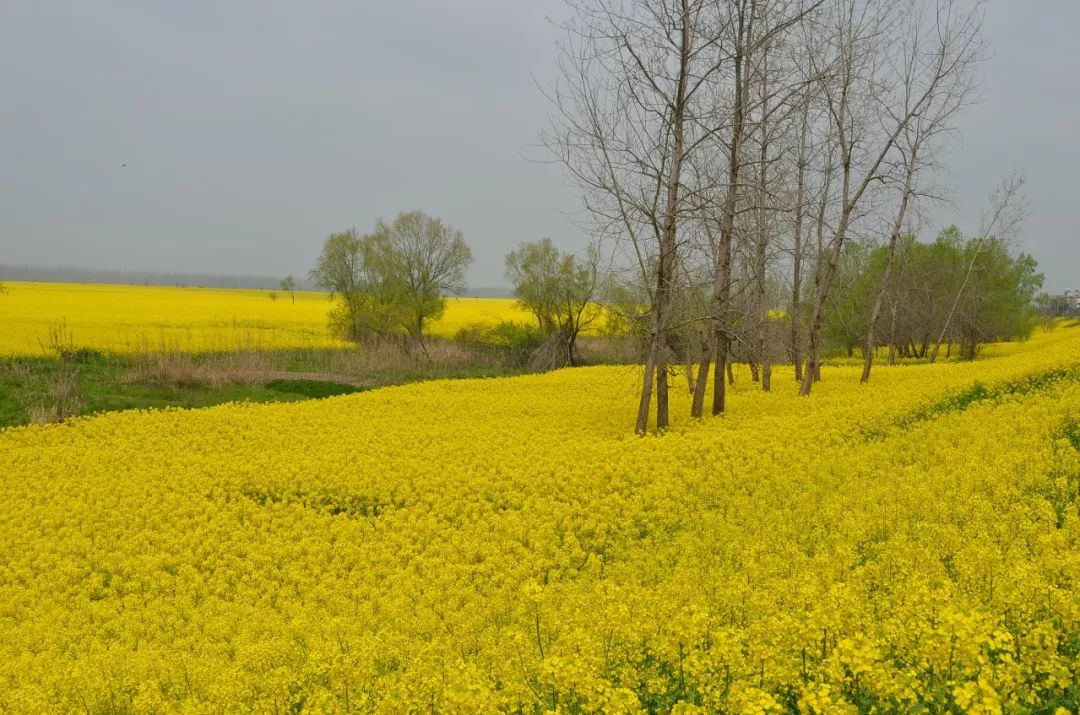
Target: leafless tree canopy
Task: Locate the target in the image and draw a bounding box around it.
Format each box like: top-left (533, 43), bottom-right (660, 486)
top-left (544, 0), bottom-right (1020, 434)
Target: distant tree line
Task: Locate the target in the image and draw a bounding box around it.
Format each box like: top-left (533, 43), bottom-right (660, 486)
top-left (0, 265), bottom-right (312, 291)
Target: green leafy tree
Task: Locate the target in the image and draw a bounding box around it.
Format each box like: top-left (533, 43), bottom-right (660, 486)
top-left (505, 238), bottom-right (599, 367)
top-left (368, 211), bottom-right (473, 341)
top-left (309, 229), bottom-right (405, 341)
top-left (310, 214), bottom-right (472, 344)
top-left (824, 227), bottom-right (1042, 362)
top-left (279, 275), bottom-right (297, 304)
top-left (953, 238), bottom-right (1042, 358)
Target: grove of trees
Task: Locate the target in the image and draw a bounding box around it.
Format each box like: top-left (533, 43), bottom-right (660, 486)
top-left (542, 0), bottom-right (1044, 433)
top-left (825, 226), bottom-right (1043, 365)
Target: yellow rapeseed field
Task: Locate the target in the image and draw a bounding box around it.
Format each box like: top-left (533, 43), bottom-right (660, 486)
top-left (2, 324), bottom-right (1080, 712)
top-left (0, 282), bottom-right (534, 355)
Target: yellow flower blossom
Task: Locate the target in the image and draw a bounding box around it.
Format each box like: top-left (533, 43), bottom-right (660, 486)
top-left (2, 321), bottom-right (1080, 710)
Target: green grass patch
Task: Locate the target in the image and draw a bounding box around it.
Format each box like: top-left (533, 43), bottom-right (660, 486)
top-left (0, 349), bottom-right (521, 429)
top-left (264, 379), bottom-right (364, 399)
top-left (864, 365), bottom-right (1080, 441)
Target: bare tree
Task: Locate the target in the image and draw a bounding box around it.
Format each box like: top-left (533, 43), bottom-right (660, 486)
top-left (545, 0), bottom-right (733, 433)
top-left (690, 0), bottom-right (819, 417)
top-left (544, 0), bottom-right (992, 429)
top-left (799, 0), bottom-right (984, 396)
top-left (860, 1), bottom-right (983, 382)
top-left (788, 88), bottom-right (813, 382)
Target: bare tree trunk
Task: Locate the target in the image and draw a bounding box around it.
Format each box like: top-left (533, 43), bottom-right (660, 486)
top-left (656, 357), bottom-right (670, 430)
top-left (800, 209), bottom-right (850, 396)
top-left (691, 339), bottom-right (711, 417)
top-left (801, 138), bottom-right (833, 393)
top-left (637, 0), bottom-right (693, 432)
top-left (861, 151), bottom-right (916, 382)
top-left (693, 2), bottom-right (752, 419)
top-left (753, 45), bottom-right (772, 392)
top-left (635, 341), bottom-right (658, 434)
top-left (713, 336), bottom-right (730, 414)
top-left (761, 337), bottom-right (772, 390)
top-left (886, 299), bottom-right (898, 365)
top-left (691, 332), bottom-right (713, 417)
top-left (790, 95), bottom-right (810, 383)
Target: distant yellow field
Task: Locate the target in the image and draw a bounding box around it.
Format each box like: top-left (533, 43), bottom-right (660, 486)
top-left (0, 282), bottom-right (535, 355)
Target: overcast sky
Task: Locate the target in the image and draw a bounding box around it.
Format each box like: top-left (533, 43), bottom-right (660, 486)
top-left (1, 1), bottom-right (1077, 291)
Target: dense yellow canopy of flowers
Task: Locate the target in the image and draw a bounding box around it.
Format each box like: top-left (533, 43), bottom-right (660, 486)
top-left (2, 326), bottom-right (1080, 712)
top-left (0, 282), bottom-right (534, 355)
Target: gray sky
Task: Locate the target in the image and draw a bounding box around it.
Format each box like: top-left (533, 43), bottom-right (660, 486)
top-left (1, 1), bottom-right (1077, 292)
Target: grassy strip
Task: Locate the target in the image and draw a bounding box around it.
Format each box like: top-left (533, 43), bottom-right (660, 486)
top-left (0, 349), bottom-right (522, 429)
top-left (863, 365), bottom-right (1080, 441)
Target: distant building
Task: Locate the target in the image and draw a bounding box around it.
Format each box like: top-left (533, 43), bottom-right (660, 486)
top-left (1066, 290), bottom-right (1080, 313)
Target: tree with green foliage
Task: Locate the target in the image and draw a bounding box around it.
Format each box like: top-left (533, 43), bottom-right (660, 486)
top-left (368, 211), bottom-right (472, 341)
top-left (824, 226), bottom-right (1042, 363)
top-left (951, 237), bottom-right (1042, 359)
top-left (505, 238), bottom-right (599, 368)
top-left (279, 275), bottom-right (297, 304)
top-left (310, 213), bottom-right (472, 345)
top-left (309, 229), bottom-right (405, 341)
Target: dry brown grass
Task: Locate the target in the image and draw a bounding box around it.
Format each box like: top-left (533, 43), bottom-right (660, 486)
top-left (124, 351), bottom-right (274, 389)
top-left (121, 337), bottom-right (507, 390)
top-left (9, 362), bottom-right (83, 424)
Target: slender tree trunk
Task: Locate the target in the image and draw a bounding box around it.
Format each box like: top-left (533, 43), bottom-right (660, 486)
top-left (754, 46), bottom-right (772, 393)
top-left (800, 143), bottom-right (835, 395)
top-left (790, 97), bottom-right (810, 383)
top-left (656, 358), bottom-right (669, 430)
top-left (886, 301), bottom-right (898, 365)
top-left (691, 336), bottom-right (713, 416)
top-left (861, 210), bottom-right (910, 381)
top-left (862, 133), bottom-right (920, 382)
top-left (800, 210), bottom-right (851, 396)
top-left (635, 341), bottom-right (658, 434)
top-left (691, 336), bottom-right (711, 417)
top-left (713, 336), bottom-right (730, 415)
top-left (693, 5), bottom-right (749, 419)
top-left (637, 0), bottom-right (691, 432)
top-left (928, 239), bottom-right (981, 364)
